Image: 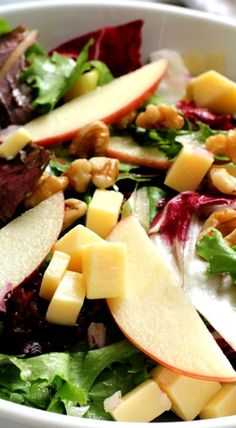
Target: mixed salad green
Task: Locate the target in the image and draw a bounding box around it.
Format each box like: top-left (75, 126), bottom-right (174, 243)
top-left (0, 16), bottom-right (236, 423)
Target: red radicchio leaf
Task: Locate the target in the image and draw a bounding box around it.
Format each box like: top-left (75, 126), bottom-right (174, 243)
top-left (0, 26), bottom-right (37, 127)
top-left (0, 142), bottom-right (50, 226)
top-left (178, 100), bottom-right (236, 130)
top-left (53, 20), bottom-right (143, 77)
top-left (149, 191), bottom-right (236, 245)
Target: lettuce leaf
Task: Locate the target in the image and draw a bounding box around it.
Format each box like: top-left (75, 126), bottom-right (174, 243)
top-left (0, 18), bottom-right (11, 36)
top-left (22, 39), bottom-right (93, 113)
top-left (128, 125), bottom-right (185, 159)
top-left (196, 228), bottom-right (236, 281)
top-left (0, 340), bottom-right (145, 417)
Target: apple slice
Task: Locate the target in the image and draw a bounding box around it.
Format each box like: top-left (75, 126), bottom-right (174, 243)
top-left (24, 60), bottom-right (167, 146)
top-left (107, 215), bottom-right (236, 382)
top-left (0, 192), bottom-right (64, 292)
top-left (106, 136), bottom-right (171, 169)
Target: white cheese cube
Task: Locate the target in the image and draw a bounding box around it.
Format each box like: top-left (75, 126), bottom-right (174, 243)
top-left (46, 270), bottom-right (85, 326)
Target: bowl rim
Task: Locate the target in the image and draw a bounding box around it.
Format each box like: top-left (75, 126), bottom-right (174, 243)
top-left (0, 1), bottom-right (236, 427)
top-left (0, 0), bottom-right (236, 27)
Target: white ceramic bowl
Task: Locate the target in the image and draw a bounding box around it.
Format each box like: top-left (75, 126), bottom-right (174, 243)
top-left (1, 1), bottom-right (236, 427)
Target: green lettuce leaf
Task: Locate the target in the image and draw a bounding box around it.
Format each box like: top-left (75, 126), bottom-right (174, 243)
top-left (89, 60), bottom-right (114, 86)
top-left (0, 18), bottom-right (11, 36)
top-left (0, 340), bottom-right (145, 417)
top-left (128, 125), bottom-right (186, 159)
top-left (196, 228), bottom-right (236, 282)
top-left (21, 39), bottom-right (93, 113)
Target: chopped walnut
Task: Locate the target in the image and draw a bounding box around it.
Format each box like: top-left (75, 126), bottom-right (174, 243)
top-left (69, 121), bottom-right (110, 158)
top-left (209, 167), bottom-right (236, 195)
top-left (135, 103), bottom-right (184, 130)
top-left (63, 198), bottom-right (87, 230)
top-left (206, 130), bottom-right (236, 163)
top-left (112, 111), bottom-right (137, 130)
top-left (89, 156), bottom-right (119, 189)
top-left (199, 207), bottom-right (236, 247)
top-left (24, 173), bottom-right (69, 208)
top-left (64, 159), bottom-right (91, 193)
top-left (201, 208), bottom-right (236, 237)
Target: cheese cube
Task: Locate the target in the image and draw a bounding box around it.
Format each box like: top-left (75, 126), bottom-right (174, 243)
top-left (151, 366), bottom-right (221, 421)
top-left (54, 224), bottom-right (103, 272)
top-left (187, 70), bottom-right (233, 109)
top-left (39, 250), bottom-right (70, 300)
top-left (164, 144), bottom-right (214, 192)
top-left (0, 127), bottom-right (32, 160)
top-left (82, 242), bottom-right (127, 299)
top-left (110, 379), bottom-right (171, 422)
top-left (46, 270), bottom-right (85, 326)
top-left (200, 384), bottom-right (236, 419)
top-left (86, 189), bottom-right (124, 238)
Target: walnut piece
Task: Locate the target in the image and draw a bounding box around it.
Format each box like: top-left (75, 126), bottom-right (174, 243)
top-left (69, 121), bottom-right (110, 158)
top-left (89, 156), bottom-right (119, 189)
top-left (135, 103), bottom-right (184, 130)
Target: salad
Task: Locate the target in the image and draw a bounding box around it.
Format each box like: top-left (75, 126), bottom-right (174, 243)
top-left (0, 16), bottom-right (236, 423)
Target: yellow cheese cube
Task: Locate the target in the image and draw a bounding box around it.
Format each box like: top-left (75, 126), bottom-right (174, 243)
top-left (39, 250), bottom-right (70, 300)
top-left (200, 384), bottom-right (236, 419)
top-left (188, 70), bottom-right (233, 108)
top-left (151, 366), bottom-right (221, 421)
top-left (0, 127), bottom-right (32, 160)
top-left (54, 224), bottom-right (103, 272)
top-left (86, 189), bottom-right (124, 238)
top-left (187, 70), bottom-right (236, 115)
top-left (82, 242), bottom-right (127, 299)
top-left (110, 379), bottom-right (171, 422)
top-left (164, 144), bottom-right (214, 192)
top-left (46, 270), bottom-right (85, 326)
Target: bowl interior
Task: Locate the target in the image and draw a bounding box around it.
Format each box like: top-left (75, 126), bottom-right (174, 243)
top-left (0, 1), bottom-right (236, 428)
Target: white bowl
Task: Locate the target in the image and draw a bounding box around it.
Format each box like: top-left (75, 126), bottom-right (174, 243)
top-left (0, 1), bottom-right (236, 427)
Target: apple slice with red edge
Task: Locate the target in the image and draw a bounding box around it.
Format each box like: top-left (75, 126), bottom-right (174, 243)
top-left (0, 192), bottom-right (64, 292)
top-left (107, 215), bottom-right (236, 382)
top-left (106, 135), bottom-right (171, 169)
top-left (24, 60), bottom-right (167, 146)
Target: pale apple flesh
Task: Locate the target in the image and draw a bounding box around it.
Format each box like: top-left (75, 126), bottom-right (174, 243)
top-left (106, 135), bottom-right (171, 169)
top-left (107, 216), bottom-right (236, 382)
top-left (0, 192), bottom-right (64, 292)
top-left (24, 60), bottom-right (168, 146)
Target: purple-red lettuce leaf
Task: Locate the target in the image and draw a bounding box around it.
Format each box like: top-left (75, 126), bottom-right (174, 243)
top-left (0, 26), bottom-right (38, 127)
top-left (178, 100), bottom-right (236, 131)
top-left (0, 142), bottom-right (50, 226)
top-left (53, 20), bottom-right (143, 77)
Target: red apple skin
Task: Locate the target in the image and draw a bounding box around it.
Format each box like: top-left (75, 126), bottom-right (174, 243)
top-left (24, 60), bottom-right (168, 147)
top-left (111, 319), bottom-right (236, 384)
top-left (34, 79), bottom-right (162, 147)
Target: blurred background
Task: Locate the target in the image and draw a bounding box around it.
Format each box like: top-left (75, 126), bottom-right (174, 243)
top-left (1, 0), bottom-right (236, 18)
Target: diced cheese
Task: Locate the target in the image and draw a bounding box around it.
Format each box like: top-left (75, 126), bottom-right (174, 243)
top-left (151, 366), bottom-right (221, 421)
top-left (110, 379), bottom-right (171, 422)
top-left (0, 127), bottom-right (32, 160)
top-left (164, 144), bottom-right (214, 192)
top-left (187, 70), bottom-right (232, 108)
top-left (39, 250), bottom-right (70, 300)
top-left (199, 384), bottom-right (236, 419)
top-left (54, 224), bottom-right (103, 272)
top-left (82, 242), bottom-right (127, 299)
top-left (86, 189), bottom-right (123, 238)
top-left (46, 270), bottom-right (85, 326)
